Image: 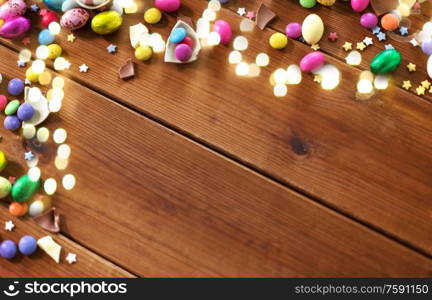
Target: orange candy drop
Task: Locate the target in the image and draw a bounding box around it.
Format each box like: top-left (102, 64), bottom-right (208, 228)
top-left (381, 13), bottom-right (400, 31)
top-left (9, 202), bottom-right (28, 217)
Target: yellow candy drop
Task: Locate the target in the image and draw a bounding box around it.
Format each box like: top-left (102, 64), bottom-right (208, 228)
top-left (26, 67), bottom-right (39, 83)
top-left (269, 33), bottom-right (288, 50)
top-left (144, 8), bottom-right (162, 24)
top-left (0, 151), bottom-right (7, 171)
top-left (47, 44), bottom-right (62, 60)
top-left (135, 45), bottom-right (153, 61)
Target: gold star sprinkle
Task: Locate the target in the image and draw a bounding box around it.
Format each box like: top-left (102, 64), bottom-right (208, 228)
top-left (429, 87), bottom-right (432, 93)
top-left (342, 42), bottom-right (352, 51)
top-left (356, 42), bottom-right (366, 51)
top-left (67, 34), bottom-right (76, 43)
top-left (406, 63), bottom-right (416, 72)
top-left (402, 80), bottom-right (412, 90)
top-left (314, 74), bottom-right (322, 83)
top-left (416, 86), bottom-right (425, 96)
top-left (421, 80), bottom-right (431, 89)
top-left (311, 43), bottom-right (320, 50)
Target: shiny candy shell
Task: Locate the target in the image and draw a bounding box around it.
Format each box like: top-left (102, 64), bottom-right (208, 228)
top-left (300, 51), bottom-right (325, 72)
top-left (0, 94), bottom-right (6, 111)
top-left (0, 0), bottom-right (27, 20)
top-left (41, 11), bottom-right (59, 28)
top-left (144, 8), bottom-right (162, 24)
top-left (135, 45), bottom-right (153, 61)
top-left (8, 78), bottom-right (24, 96)
top-left (60, 8), bottom-right (89, 31)
top-left (212, 20), bottom-right (232, 45)
top-left (38, 29), bottom-right (55, 45)
top-left (269, 32), bottom-right (288, 49)
top-left (0, 16), bottom-right (31, 39)
top-left (175, 44), bottom-right (192, 62)
top-left (91, 11), bottom-right (123, 35)
top-left (17, 103), bottom-right (34, 121)
top-left (155, 0), bottom-right (181, 12)
top-left (170, 27), bottom-right (186, 43)
top-left (4, 115), bottom-right (20, 130)
top-left (60, 8), bottom-right (90, 30)
top-left (9, 201), bottom-right (28, 216)
top-left (285, 22), bottom-right (302, 39)
top-left (360, 13), bottom-right (378, 29)
top-left (301, 14), bottom-right (324, 45)
top-left (0, 240), bottom-right (17, 259)
top-left (0, 151), bottom-right (6, 171)
top-left (19, 235), bottom-right (37, 256)
top-left (0, 176), bottom-right (11, 198)
top-left (370, 49), bottom-right (401, 74)
top-left (351, 0), bottom-right (370, 12)
top-left (5, 99), bottom-right (19, 115)
top-left (47, 44), bottom-right (62, 59)
top-left (11, 175), bottom-right (41, 202)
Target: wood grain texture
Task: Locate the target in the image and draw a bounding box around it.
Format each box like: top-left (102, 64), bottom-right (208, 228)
top-left (0, 205), bottom-right (134, 277)
top-left (3, 0), bottom-right (431, 254)
top-left (0, 47), bottom-right (430, 277)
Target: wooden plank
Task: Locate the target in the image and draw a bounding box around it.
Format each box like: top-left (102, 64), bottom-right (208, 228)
top-left (226, 0), bottom-right (432, 101)
top-left (0, 205), bottom-right (134, 277)
top-left (0, 47), bottom-right (431, 276)
top-left (1, 0), bottom-right (431, 255)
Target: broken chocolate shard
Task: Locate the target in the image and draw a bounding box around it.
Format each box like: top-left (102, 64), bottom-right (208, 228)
top-left (119, 59), bottom-right (135, 79)
top-left (33, 207), bottom-right (60, 233)
top-left (177, 14), bottom-right (193, 28)
top-left (370, 0), bottom-right (399, 16)
top-left (256, 2), bottom-right (276, 30)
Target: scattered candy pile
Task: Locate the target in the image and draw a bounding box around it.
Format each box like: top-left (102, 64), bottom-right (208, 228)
top-left (0, 0), bottom-right (431, 265)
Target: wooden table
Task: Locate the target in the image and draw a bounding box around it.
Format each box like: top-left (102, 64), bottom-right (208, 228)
top-left (0, 0), bottom-right (431, 277)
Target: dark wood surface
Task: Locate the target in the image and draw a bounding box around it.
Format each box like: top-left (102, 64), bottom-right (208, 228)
top-left (0, 0), bottom-right (431, 277)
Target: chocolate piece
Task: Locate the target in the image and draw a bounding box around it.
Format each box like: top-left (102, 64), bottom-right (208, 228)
top-left (33, 207), bottom-right (60, 233)
top-left (119, 59), bottom-right (135, 79)
top-left (370, 0), bottom-right (399, 16)
top-left (256, 2), bottom-right (276, 30)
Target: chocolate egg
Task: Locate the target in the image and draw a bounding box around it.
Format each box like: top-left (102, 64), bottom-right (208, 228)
top-left (0, 16), bottom-right (31, 39)
top-left (60, 8), bottom-right (89, 30)
top-left (0, 0), bottom-right (26, 20)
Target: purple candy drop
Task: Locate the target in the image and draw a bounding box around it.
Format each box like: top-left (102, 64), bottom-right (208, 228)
top-left (285, 22), bottom-right (302, 39)
top-left (4, 115), bottom-right (21, 131)
top-left (175, 44), bottom-right (192, 62)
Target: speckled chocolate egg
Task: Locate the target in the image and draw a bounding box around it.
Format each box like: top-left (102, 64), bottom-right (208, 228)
top-left (0, 0), bottom-right (27, 20)
top-left (60, 8), bottom-right (89, 30)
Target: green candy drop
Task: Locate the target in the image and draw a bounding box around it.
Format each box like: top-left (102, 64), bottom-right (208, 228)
top-left (300, 0), bottom-right (317, 8)
top-left (11, 175), bottom-right (40, 202)
top-left (370, 49), bottom-right (402, 74)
